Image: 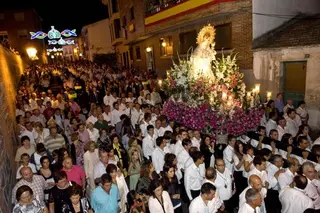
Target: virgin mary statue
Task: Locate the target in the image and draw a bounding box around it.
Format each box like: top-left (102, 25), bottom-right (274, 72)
top-left (190, 25), bottom-right (217, 82)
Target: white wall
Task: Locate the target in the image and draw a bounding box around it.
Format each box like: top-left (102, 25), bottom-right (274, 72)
top-left (253, 0), bottom-right (320, 39)
top-left (253, 45), bottom-right (320, 129)
top-left (84, 19), bottom-right (113, 61)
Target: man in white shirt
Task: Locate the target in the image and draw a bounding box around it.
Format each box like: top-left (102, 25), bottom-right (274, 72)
top-left (21, 122), bottom-right (36, 145)
top-left (93, 149), bottom-right (109, 185)
top-left (214, 158), bottom-right (234, 213)
top-left (283, 99), bottom-right (294, 115)
top-left (278, 157), bottom-right (299, 189)
top-left (189, 183), bottom-right (217, 213)
top-left (239, 175), bottom-right (267, 213)
top-left (279, 175), bottom-right (314, 213)
top-left (191, 130), bottom-right (201, 150)
top-left (177, 139), bottom-right (193, 173)
top-left (302, 162), bottom-right (320, 209)
top-left (185, 151), bottom-right (204, 201)
top-left (265, 155), bottom-right (285, 213)
top-left (202, 167), bottom-right (224, 212)
top-left (111, 102), bottom-right (122, 126)
top-left (174, 130), bottom-right (188, 155)
top-left (139, 112), bottom-right (152, 137)
top-left (248, 156), bottom-right (269, 188)
top-left (285, 108), bottom-right (299, 137)
top-left (29, 108), bottom-right (46, 127)
top-left (142, 125), bottom-right (155, 161)
top-left (86, 108), bottom-right (98, 125)
top-left (103, 91), bottom-right (117, 109)
top-left (238, 188), bottom-right (263, 213)
top-left (125, 92), bottom-right (135, 103)
top-left (277, 116), bottom-right (288, 141)
top-left (151, 137), bottom-right (166, 174)
top-left (154, 119), bottom-right (165, 138)
top-left (223, 135), bottom-right (236, 174)
top-left (266, 111), bottom-right (278, 136)
top-left (130, 103), bottom-right (143, 127)
top-left (102, 105), bottom-right (111, 123)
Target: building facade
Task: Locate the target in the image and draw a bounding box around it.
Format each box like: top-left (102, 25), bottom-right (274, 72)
top-left (0, 9), bottom-right (45, 62)
top-left (81, 18), bottom-right (114, 61)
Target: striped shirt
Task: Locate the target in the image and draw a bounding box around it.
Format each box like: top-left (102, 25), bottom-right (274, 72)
top-left (44, 134), bottom-right (65, 153)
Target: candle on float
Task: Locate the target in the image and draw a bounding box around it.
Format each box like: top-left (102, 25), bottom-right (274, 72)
top-left (158, 79), bottom-right (162, 87)
top-left (247, 92), bottom-right (251, 97)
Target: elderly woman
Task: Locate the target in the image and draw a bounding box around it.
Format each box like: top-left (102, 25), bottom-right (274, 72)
top-left (13, 185), bottom-right (48, 213)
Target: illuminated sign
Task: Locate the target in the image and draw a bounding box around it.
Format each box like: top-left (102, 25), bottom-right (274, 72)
top-left (48, 38), bottom-right (75, 45)
top-left (30, 26), bottom-right (77, 40)
top-left (47, 47), bottom-right (63, 52)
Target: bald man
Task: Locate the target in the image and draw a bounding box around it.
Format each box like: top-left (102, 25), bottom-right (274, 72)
top-left (12, 167), bottom-right (47, 204)
top-left (62, 157), bottom-right (86, 188)
top-left (239, 175), bottom-right (267, 213)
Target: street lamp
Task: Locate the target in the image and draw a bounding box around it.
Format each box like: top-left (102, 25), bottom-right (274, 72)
top-left (26, 47), bottom-right (38, 60)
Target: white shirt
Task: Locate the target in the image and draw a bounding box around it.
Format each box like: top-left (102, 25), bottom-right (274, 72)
top-left (233, 154), bottom-right (244, 172)
top-left (86, 115), bottom-right (98, 125)
top-left (174, 140), bottom-right (183, 156)
top-left (266, 163), bottom-right (281, 190)
top-left (285, 117), bottom-right (299, 137)
top-left (304, 177), bottom-right (320, 209)
top-left (279, 187), bottom-right (314, 213)
top-left (87, 128), bottom-right (100, 142)
top-left (185, 163), bottom-right (203, 200)
top-left (148, 191), bottom-right (174, 213)
top-left (126, 97), bottom-right (135, 103)
top-left (223, 145), bottom-right (234, 174)
top-left (102, 112), bottom-right (111, 123)
top-left (277, 125), bottom-right (288, 141)
top-left (214, 168), bottom-right (233, 201)
top-left (238, 203), bottom-right (261, 213)
top-left (248, 167), bottom-right (269, 187)
top-left (93, 161), bottom-right (107, 180)
top-left (177, 149), bottom-right (192, 171)
top-left (243, 154), bottom-right (254, 178)
top-left (142, 134), bottom-right (155, 159)
top-left (266, 119), bottom-right (277, 136)
top-left (131, 108), bottom-right (143, 126)
top-left (154, 127), bottom-right (165, 138)
top-left (151, 147), bottom-right (166, 174)
top-left (139, 120), bottom-right (150, 137)
top-left (239, 186), bottom-right (267, 213)
top-left (16, 163), bottom-right (37, 179)
top-left (111, 109), bottom-right (121, 126)
top-left (21, 129), bottom-right (36, 145)
top-left (33, 128), bottom-right (50, 144)
top-left (191, 137), bottom-right (201, 149)
top-left (202, 179), bottom-right (223, 212)
top-left (103, 95), bottom-right (117, 108)
top-left (189, 194), bottom-right (219, 213)
top-left (278, 168), bottom-right (295, 189)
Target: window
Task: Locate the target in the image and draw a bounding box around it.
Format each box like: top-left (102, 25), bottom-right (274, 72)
top-left (129, 47), bottom-right (133, 61)
top-left (0, 13), bottom-right (4, 20)
top-left (0, 31), bottom-right (8, 42)
top-left (17, 29), bottom-right (28, 38)
top-left (215, 23), bottom-right (232, 50)
top-left (14, 13), bottom-right (24, 21)
top-left (135, 46), bottom-right (141, 60)
top-left (160, 36), bottom-right (173, 56)
top-left (122, 16), bottom-right (127, 39)
top-left (112, 0), bottom-right (119, 14)
top-left (179, 30), bottom-right (197, 54)
top-left (114, 19), bottom-right (121, 39)
top-left (129, 7), bottom-right (135, 21)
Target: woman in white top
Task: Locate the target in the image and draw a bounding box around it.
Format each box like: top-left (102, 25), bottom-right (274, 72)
top-left (243, 145), bottom-right (255, 178)
top-left (233, 141), bottom-right (248, 204)
top-left (83, 141), bottom-right (99, 194)
top-left (148, 179), bottom-right (174, 213)
top-left (296, 124), bottom-right (313, 149)
top-left (86, 122), bottom-right (100, 142)
top-left (33, 122), bottom-right (50, 144)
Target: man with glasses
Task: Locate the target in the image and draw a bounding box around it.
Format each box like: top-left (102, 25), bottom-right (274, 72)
top-left (189, 183), bottom-right (217, 213)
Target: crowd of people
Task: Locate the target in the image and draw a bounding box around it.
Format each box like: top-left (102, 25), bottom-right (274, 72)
top-left (11, 60), bottom-right (320, 213)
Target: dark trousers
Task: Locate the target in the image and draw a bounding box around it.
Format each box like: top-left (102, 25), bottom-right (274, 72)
top-left (191, 190), bottom-right (200, 199)
top-left (223, 197), bottom-right (235, 213)
top-left (174, 206), bottom-right (183, 213)
top-left (265, 189), bottom-right (281, 213)
top-left (233, 171), bottom-right (248, 208)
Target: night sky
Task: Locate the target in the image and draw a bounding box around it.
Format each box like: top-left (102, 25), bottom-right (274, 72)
top-left (2, 0), bottom-right (108, 32)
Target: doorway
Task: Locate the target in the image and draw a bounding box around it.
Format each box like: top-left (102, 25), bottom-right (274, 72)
top-left (281, 61), bottom-right (307, 107)
top-left (146, 48), bottom-right (154, 72)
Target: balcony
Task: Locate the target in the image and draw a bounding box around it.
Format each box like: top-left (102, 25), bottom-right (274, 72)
top-left (144, 0), bottom-right (231, 27)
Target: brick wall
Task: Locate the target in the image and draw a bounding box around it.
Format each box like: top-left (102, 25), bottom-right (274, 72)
top-left (131, 0), bottom-right (253, 76)
top-left (0, 45), bottom-right (24, 213)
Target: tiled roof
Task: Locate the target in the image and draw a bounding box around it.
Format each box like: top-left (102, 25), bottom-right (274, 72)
top-left (253, 14), bottom-right (320, 49)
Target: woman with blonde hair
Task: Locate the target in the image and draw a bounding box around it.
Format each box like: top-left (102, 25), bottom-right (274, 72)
top-left (128, 137), bottom-right (143, 162)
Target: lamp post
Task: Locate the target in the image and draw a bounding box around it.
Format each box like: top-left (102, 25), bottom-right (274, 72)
top-left (26, 47), bottom-right (39, 81)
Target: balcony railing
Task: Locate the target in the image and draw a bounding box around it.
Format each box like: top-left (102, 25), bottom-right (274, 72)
top-left (145, 0), bottom-right (187, 17)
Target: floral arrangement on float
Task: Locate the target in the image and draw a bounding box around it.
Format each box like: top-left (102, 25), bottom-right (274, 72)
top-left (162, 24), bottom-right (263, 142)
